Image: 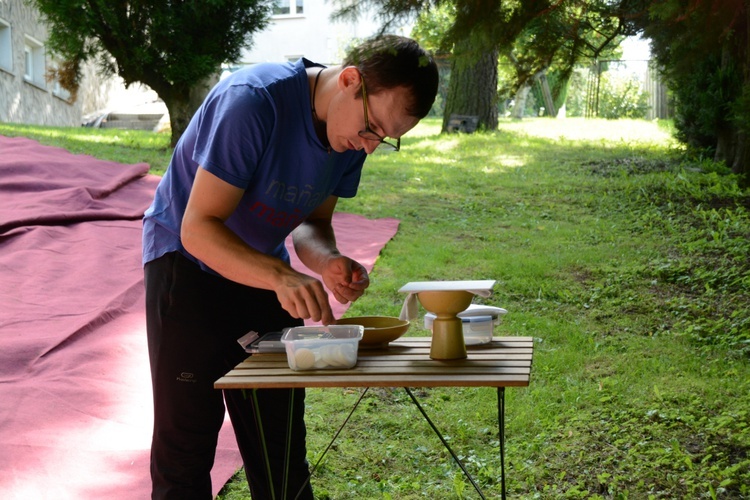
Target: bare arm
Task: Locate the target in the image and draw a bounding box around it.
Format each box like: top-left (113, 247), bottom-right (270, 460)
top-left (181, 167), bottom-right (334, 324)
top-left (292, 196), bottom-right (370, 305)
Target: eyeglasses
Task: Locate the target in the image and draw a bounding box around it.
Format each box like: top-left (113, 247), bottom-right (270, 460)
top-left (359, 78), bottom-right (400, 152)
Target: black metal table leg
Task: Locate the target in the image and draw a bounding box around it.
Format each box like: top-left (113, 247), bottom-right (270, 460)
top-left (292, 387), bottom-right (371, 500)
top-left (272, 385), bottom-right (508, 499)
top-left (498, 386), bottom-right (506, 500)
top-left (404, 387), bottom-right (487, 499)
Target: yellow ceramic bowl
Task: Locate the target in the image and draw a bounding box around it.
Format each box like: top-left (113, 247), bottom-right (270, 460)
top-left (336, 316), bottom-right (410, 348)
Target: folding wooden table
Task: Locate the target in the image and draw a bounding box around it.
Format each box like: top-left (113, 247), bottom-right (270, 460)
top-left (215, 336), bottom-right (534, 499)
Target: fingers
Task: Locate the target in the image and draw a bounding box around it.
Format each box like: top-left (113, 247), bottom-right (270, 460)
top-left (304, 284), bottom-right (334, 325)
top-left (323, 258), bottom-right (370, 304)
top-left (331, 284), bottom-right (352, 304)
top-left (276, 258), bottom-right (369, 324)
top-left (276, 275), bottom-right (335, 325)
top-left (339, 262), bottom-right (369, 302)
top-left (350, 263), bottom-right (370, 288)
top-left (332, 278), bottom-right (367, 303)
top-left (284, 295), bottom-right (335, 325)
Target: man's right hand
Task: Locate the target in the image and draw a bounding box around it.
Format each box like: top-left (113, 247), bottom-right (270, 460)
top-left (274, 272), bottom-right (335, 325)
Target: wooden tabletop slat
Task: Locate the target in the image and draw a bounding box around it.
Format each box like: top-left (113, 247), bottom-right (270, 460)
top-left (233, 358), bottom-right (533, 370)
top-left (363, 337), bottom-right (534, 349)
top-left (222, 365), bottom-right (531, 378)
top-left (216, 374), bottom-right (533, 389)
top-left (359, 349), bottom-right (534, 356)
top-left (360, 351), bottom-right (533, 359)
top-left (215, 336), bottom-right (534, 390)
top-left (236, 352), bottom-right (533, 368)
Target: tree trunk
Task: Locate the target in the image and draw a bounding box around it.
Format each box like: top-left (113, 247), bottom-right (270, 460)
top-left (551, 68), bottom-right (573, 115)
top-left (163, 96), bottom-right (193, 149)
top-left (717, 126), bottom-right (750, 176)
top-left (734, 0), bottom-right (750, 176)
top-left (510, 82), bottom-right (531, 119)
top-left (156, 72), bottom-right (219, 148)
top-left (715, 38), bottom-right (750, 176)
top-left (189, 73), bottom-right (220, 119)
top-left (441, 39), bottom-right (499, 133)
top-left (730, 130), bottom-right (749, 175)
top-left (537, 72), bottom-right (557, 117)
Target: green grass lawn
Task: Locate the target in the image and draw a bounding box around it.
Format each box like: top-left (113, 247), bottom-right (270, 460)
top-left (3, 117), bottom-right (748, 499)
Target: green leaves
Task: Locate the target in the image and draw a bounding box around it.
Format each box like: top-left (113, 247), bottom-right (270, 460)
top-left (30, 0), bottom-right (275, 145)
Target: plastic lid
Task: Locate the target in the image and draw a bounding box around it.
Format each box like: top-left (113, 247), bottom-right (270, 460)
top-left (457, 304), bottom-right (508, 318)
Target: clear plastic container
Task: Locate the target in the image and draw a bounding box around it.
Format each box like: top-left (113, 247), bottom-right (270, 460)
top-left (281, 325), bottom-right (364, 371)
top-left (423, 314), bottom-right (494, 345)
top-left (462, 315), bottom-right (494, 345)
top-left (424, 304), bottom-right (507, 346)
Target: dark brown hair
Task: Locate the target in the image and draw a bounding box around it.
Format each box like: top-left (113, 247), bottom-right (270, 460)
top-left (343, 35), bottom-right (439, 119)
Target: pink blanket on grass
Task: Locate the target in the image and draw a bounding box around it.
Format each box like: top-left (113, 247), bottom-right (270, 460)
top-left (0, 135), bottom-right (399, 499)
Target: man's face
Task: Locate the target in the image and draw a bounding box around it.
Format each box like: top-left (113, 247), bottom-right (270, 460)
top-left (326, 70), bottom-right (419, 154)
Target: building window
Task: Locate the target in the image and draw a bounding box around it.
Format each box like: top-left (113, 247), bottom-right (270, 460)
top-left (0, 19), bottom-right (11, 72)
top-left (50, 61), bottom-right (72, 101)
top-left (24, 35), bottom-right (46, 87)
top-left (24, 46), bottom-right (32, 78)
top-left (273, 0), bottom-right (304, 16)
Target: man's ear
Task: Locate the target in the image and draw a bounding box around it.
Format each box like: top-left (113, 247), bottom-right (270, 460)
top-left (338, 66), bottom-right (362, 94)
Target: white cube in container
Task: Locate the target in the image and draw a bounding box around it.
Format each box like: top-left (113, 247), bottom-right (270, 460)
top-left (281, 325), bottom-right (364, 371)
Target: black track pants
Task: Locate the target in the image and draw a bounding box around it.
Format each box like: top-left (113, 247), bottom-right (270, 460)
top-left (145, 252), bottom-right (313, 500)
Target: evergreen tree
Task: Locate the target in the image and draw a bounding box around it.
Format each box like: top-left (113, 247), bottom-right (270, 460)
top-left (635, 0), bottom-right (749, 174)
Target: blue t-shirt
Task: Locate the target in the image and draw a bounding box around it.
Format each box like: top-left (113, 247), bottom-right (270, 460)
top-left (142, 59), bottom-right (367, 272)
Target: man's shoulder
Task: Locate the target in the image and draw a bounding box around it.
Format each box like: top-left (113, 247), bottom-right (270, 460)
top-left (225, 59), bottom-right (304, 88)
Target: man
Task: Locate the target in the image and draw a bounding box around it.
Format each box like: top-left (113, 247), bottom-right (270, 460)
top-left (142, 34), bottom-right (438, 499)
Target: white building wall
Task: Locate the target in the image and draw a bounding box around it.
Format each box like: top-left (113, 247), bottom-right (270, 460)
top-left (240, 0), bottom-right (410, 65)
top-left (0, 0), bottom-right (413, 127)
top-left (0, 0), bottom-right (82, 126)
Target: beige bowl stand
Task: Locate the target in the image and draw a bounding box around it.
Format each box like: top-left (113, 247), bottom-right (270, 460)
top-left (417, 290), bottom-right (474, 360)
